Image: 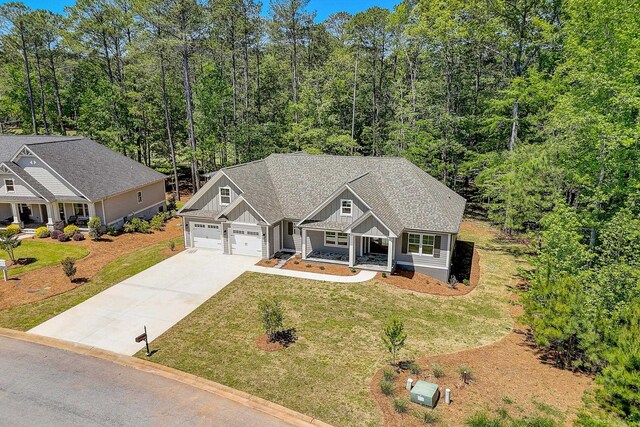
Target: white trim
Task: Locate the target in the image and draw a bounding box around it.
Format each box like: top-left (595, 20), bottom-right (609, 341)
top-left (324, 230), bottom-right (349, 248)
top-left (340, 199), bottom-right (352, 217)
top-left (11, 145), bottom-right (91, 200)
top-left (136, 191), bottom-right (143, 204)
top-left (297, 184), bottom-right (371, 226)
top-left (219, 186), bottom-right (231, 206)
top-left (396, 261), bottom-right (449, 270)
top-left (345, 210), bottom-right (397, 238)
top-left (407, 232), bottom-right (435, 257)
top-left (178, 170), bottom-right (225, 212)
top-left (4, 178), bottom-right (14, 193)
top-left (215, 195), bottom-right (245, 220)
top-left (1, 162), bottom-right (51, 202)
top-left (240, 197), bottom-right (270, 225)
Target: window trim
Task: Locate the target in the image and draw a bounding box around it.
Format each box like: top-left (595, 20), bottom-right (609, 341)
top-left (340, 199), bottom-right (353, 217)
top-left (4, 178), bottom-right (14, 193)
top-left (407, 232), bottom-right (435, 256)
top-left (137, 190), bottom-right (143, 204)
top-left (73, 203), bottom-right (89, 217)
top-left (219, 186), bottom-right (231, 206)
top-left (324, 231), bottom-right (349, 247)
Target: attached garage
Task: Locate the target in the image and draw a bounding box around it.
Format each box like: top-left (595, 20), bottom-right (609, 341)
top-left (191, 222), bottom-right (222, 250)
top-left (230, 226), bottom-right (262, 257)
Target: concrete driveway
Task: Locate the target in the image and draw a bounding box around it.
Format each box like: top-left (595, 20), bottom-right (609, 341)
top-left (29, 248), bottom-right (259, 355)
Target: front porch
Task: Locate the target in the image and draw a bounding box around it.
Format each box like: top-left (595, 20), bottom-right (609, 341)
top-left (0, 201), bottom-right (94, 231)
top-left (301, 229), bottom-right (395, 272)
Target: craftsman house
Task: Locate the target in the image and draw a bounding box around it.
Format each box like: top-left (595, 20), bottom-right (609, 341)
top-left (179, 153), bottom-right (466, 281)
top-left (0, 135), bottom-right (166, 231)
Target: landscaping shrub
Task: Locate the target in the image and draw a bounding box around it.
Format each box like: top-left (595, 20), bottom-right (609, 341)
top-left (123, 217), bottom-right (150, 233)
top-left (57, 232), bottom-right (70, 242)
top-left (72, 232), bottom-right (85, 241)
top-left (60, 257), bottom-right (76, 281)
top-left (106, 226), bottom-right (118, 236)
top-left (432, 363), bottom-right (445, 378)
top-left (457, 364), bottom-right (473, 382)
top-left (0, 230), bottom-right (21, 262)
top-left (150, 213), bottom-right (165, 231)
top-left (35, 226), bottom-right (50, 238)
top-left (63, 225), bottom-right (79, 236)
top-left (51, 229), bottom-right (63, 240)
top-left (465, 412), bottom-right (505, 427)
top-left (379, 379), bottom-right (394, 396)
top-left (393, 398), bottom-right (408, 413)
top-left (88, 216), bottom-right (102, 240)
top-left (293, 260), bottom-right (299, 265)
top-left (382, 272), bottom-right (387, 278)
top-left (319, 265), bottom-right (325, 270)
top-left (350, 267), bottom-right (356, 273)
top-left (382, 368), bottom-right (395, 382)
top-left (5, 224), bottom-right (20, 236)
top-left (415, 410), bottom-right (439, 424)
top-left (407, 361), bottom-right (420, 375)
top-left (305, 264), bottom-right (312, 268)
top-left (168, 240), bottom-right (176, 251)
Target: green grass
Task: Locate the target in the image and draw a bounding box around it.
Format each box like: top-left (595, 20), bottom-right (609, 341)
top-left (137, 220), bottom-right (521, 426)
top-left (3, 240), bottom-right (89, 276)
top-left (0, 238), bottom-right (182, 331)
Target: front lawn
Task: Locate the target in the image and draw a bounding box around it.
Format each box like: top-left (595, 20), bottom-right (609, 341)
top-left (0, 237), bottom-right (182, 331)
top-left (4, 240), bottom-right (89, 276)
top-left (138, 220), bottom-right (521, 426)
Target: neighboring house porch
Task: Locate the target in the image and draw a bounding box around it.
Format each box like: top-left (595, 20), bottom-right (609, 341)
top-left (0, 201), bottom-right (95, 231)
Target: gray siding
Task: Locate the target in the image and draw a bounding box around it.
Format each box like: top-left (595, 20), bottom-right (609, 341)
top-left (281, 220), bottom-right (301, 251)
top-left (261, 225), bottom-right (269, 259)
top-left (189, 175), bottom-right (240, 212)
top-left (397, 264), bottom-right (449, 282)
top-left (308, 189), bottom-right (366, 224)
top-left (0, 203), bottom-right (12, 220)
top-left (352, 215), bottom-right (390, 237)
top-left (16, 156), bottom-right (80, 197)
top-left (0, 173), bottom-right (37, 198)
top-left (103, 181), bottom-right (166, 227)
top-left (273, 222), bottom-right (281, 252)
top-left (395, 231), bottom-right (451, 271)
top-left (305, 229), bottom-right (349, 257)
top-left (225, 200), bottom-right (260, 224)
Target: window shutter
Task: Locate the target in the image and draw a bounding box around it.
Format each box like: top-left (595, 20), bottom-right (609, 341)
top-left (434, 235), bottom-right (442, 258)
top-left (401, 233), bottom-right (408, 254)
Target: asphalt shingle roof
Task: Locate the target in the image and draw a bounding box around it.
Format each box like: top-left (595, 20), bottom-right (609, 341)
top-left (216, 153), bottom-right (466, 234)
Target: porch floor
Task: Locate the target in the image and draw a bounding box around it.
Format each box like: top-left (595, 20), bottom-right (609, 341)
top-left (304, 250), bottom-right (392, 271)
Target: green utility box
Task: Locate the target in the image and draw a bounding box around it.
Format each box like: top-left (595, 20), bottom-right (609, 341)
top-left (410, 380), bottom-right (440, 408)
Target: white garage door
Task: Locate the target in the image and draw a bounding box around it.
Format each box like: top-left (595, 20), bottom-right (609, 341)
top-left (191, 223), bottom-right (222, 250)
top-left (230, 226), bottom-right (262, 257)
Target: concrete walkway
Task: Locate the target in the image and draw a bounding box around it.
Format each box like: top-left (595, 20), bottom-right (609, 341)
top-left (0, 333), bottom-right (322, 427)
top-left (30, 249), bottom-right (259, 355)
top-left (248, 265), bottom-right (377, 283)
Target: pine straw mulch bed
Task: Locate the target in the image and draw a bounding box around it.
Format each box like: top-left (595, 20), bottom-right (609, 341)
top-left (0, 217), bottom-right (184, 310)
top-left (280, 257), bottom-right (360, 276)
top-left (371, 329), bottom-right (593, 426)
top-left (375, 248), bottom-right (480, 297)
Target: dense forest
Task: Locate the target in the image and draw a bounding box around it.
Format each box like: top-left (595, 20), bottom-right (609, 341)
top-left (0, 0), bottom-right (638, 423)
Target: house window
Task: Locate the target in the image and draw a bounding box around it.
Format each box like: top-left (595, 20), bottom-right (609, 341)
top-left (287, 221), bottom-right (294, 235)
top-left (74, 203), bottom-right (89, 217)
top-left (137, 191), bottom-right (143, 204)
top-left (340, 199), bottom-right (352, 216)
top-left (408, 233), bottom-right (435, 256)
top-left (325, 231), bottom-right (348, 247)
top-left (4, 179), bottom-right (14, 193)
top-left (219, 187), bottom-right (231, 205)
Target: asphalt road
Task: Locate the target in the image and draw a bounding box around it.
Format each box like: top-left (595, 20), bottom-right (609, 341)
top-left (0, 336), bottom-right (292, 427)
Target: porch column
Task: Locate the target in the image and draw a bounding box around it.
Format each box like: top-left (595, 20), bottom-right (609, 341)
top-left (45, 203), bottom-right (54, 226)
top-left (10, 203), bottom-right (21, 227)
top-left (387, 237), bottom-right (394, 272)
top-left (349, 234), bottom-right (355, 267)
top-left (87, 203), bottom-right (96, 218)
top-left (301, 229), bottom-right (307, 259)
top-left (50, 203), bottom-right (60, 222)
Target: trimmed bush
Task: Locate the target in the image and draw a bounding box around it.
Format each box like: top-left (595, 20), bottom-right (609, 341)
top-left (393, 398), bottom-right (408, 413)
top-left (63, 225), bottom-right (79, 236)
top-left (106, 226), bottom-right (118, 236)
top-left (51, 229), bottom-right (63, 240)
top-left (35, 226), bottom-right (50, 238)
top-left (379, 379), bottom-right (394, 396)
top-left (168, 240), bottom-right (176, 251)
top-left (150, 213), bottom-right (165, 231)
top-left (5, 224), bottom-right (20, 236)
top-left (57, 232), bottom-right (70, 242)
top-left (123, 217), bottom-right (150, 233)
top-left (60, 257), bottom-right (76, 281)
top-left (88, 216), bottom-right (102, 240)
top-left (72, 232), bottom-right (85, 241)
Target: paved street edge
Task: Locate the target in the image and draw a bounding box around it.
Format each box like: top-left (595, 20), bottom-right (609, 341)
top-left (0, 328), bottom-right (332, 427)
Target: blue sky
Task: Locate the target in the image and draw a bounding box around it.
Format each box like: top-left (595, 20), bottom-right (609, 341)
top-left (3, 0), bottom-right (397, 21)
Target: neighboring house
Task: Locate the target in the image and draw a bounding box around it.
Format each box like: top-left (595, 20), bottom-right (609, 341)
top-left (179, 153), bottom-right (466, 281)
top-left (0, 135), bottom-right (166, 230)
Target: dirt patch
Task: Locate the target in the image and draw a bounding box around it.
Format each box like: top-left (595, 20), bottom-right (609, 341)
top-left (255, 259), bottom-right (278, 267)
top-left (0, 217), bottom-right (184, 310)
top-left (375, 250), bottom-right (479, 297)
top-left (281, 258), bottom-right (359, 276)
top-left (255, 333), bottom-right (285, 352)
top-left (371, 332), bottom-right (593, 426)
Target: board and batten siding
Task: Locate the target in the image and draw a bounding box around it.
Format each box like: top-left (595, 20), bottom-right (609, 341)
top-left (189, 175), bottom-right (240, 212)
top-left (308, 188), bottom-right (367, 224)
top-left (305, 229), bottom-right (349, 256)
top-left (0, 173), bottom-right (37, 198)
top-left (225, 200), bottom-right (260, 224)
top-left (395, 231), bottom-right (452, 281)
top-left (103, 180), bottom-right (165, 225)
top-left (352, 215), bottom-right (390, 237)
top-left (16, 156), bottom-right (80, 198)
top-left (281, 220), bottom-right (302, 251)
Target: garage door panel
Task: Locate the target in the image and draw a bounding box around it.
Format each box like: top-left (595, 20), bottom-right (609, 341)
top-left (230, 226), bottom-right (262, 257)
top-left (191, 223), bottom-right (222, 250)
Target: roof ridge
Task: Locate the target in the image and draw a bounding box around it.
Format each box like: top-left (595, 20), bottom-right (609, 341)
top-left (221, 157), bottom-right (266, 171)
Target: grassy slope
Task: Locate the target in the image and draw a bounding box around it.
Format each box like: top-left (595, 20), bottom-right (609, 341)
top-left (138, 220), bottom-right (523, 426)
top-left (0, 238), bottom-right (182, 331)
top-left (5, 240), bottom-right (89, 276)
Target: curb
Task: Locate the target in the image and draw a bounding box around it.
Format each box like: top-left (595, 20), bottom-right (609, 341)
top-left (0, 328), bottom-right (332, 427)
